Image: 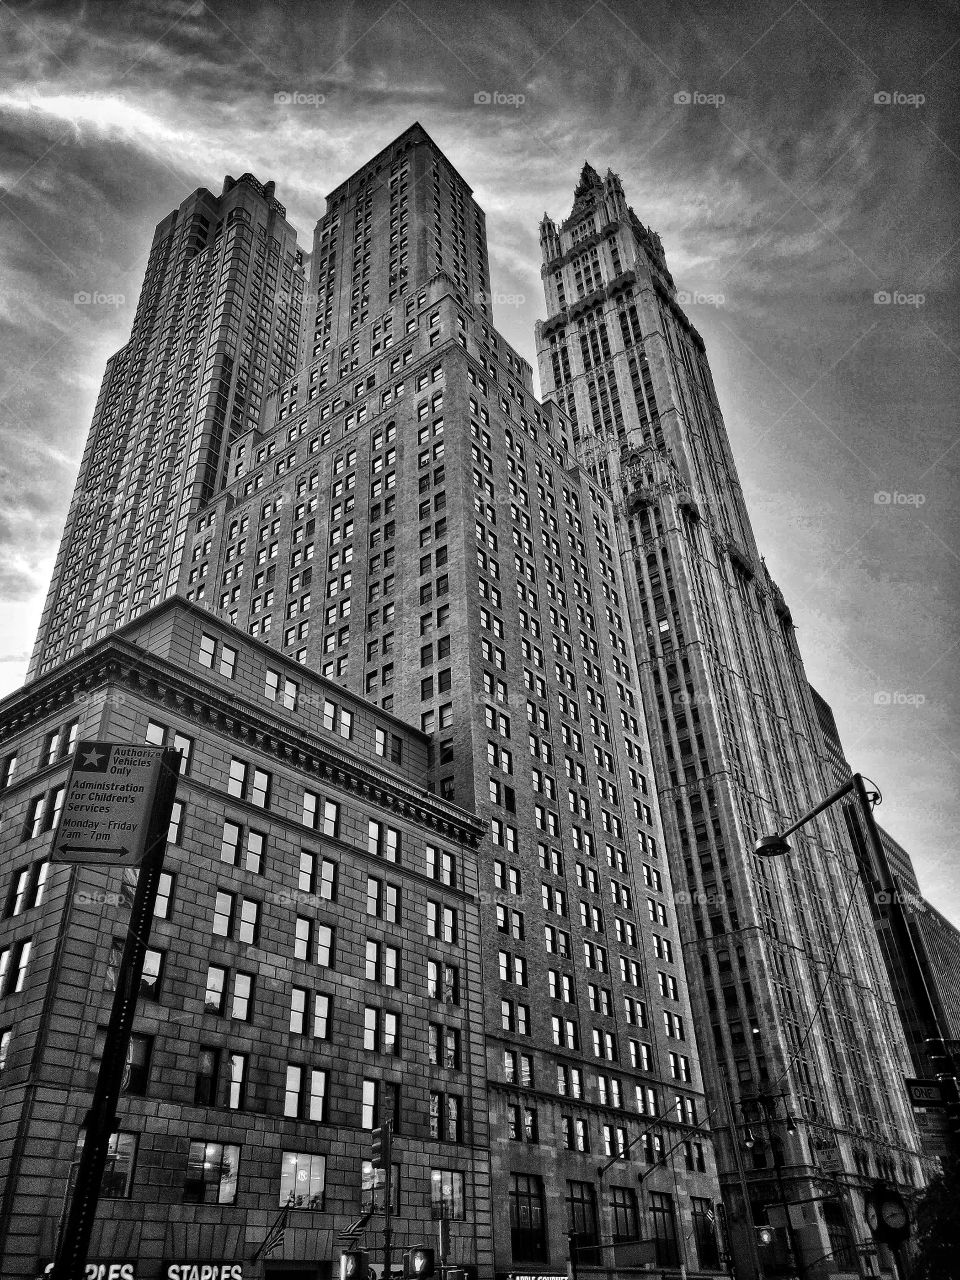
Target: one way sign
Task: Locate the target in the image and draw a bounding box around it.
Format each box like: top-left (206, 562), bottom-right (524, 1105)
top-left (904, 1077), bottom-right (947, 1108)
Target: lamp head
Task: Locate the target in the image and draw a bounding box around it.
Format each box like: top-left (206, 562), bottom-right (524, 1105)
top-left (743, 1127), bottom-right (756, 1150)
top-left (754, 834), bottom-right (792, 858)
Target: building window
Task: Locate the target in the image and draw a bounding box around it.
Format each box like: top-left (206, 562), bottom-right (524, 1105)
top-left (198, 635), bottom-right (237, 678)
top-left (194, 1047), bottom-right (220, 1106)
top-left (427, 959), bottom-right (459, 1004)
top-left (231, 972), bottom-right (253, 1021)
top-left (313, 992), bottom-right (331, 1038)
top-left (361, 1077), bottom-right (379, 1130)
top-left (567, 1181), bottom-right (600, 1261)
top-left (97, 1131), bottom-right (137, 1199)
top-left (0, 1028), bottom-right (10, 1074)
top-left (426, 845), bottom-right (456, 885)
top-left (154, 871), bottom-right (175, 919)
top-left (691, 1196), bottom-right (721, 1269)
top-left (220, 821), bottom-right (264, 873)
top-left (509, 1173), bottom-right (547, 1262)
top-left (611, 1186), bottom-right (639, 1243)
top-left (266, 670), bottom-right (299, 710)
top-left (650, 1191), bottom-right (680, 1266)
top-left (366, 940), bottom-right (400, 986)
top-left (22, 786), bottom-right (66, 840)
top-left (0, 753), bottom-right (17, 790)
top-left (429, 1091), bottom-right (463, 1142)
top-left (368, 820), bottom-right (401, 862)
top-left (227, 1052), bottom-right (247, 1109)
top-left (280, 1151), bottom-right (326, 1209)
top-left (318, 858), bottom-right (337, 901)
top-left (430, 1169), bottom-right (465, 1220)
top-left (303, 790), bottom-right (340, 836)
top-left (45, 719), bottom-right (79, 764)
top-left (204, 965), bottom-right (226, 1013)
top-left (308, 1067), bottom-right (328, 1121)
top-left (316, 924), bottom-right (335, 967)
top-left (140, 948), bottom-right (163, 999)
top-left (125, 1033), bottom-right (153, 1095)
top-left (365, 1006), bottom-right (401, 1056)
top-left (427, 901), bottom-right (458, 944)
top-left (5, 862), bottom-right (47, 917)
top-left (366, 876), bottom-right (400, 923)
top-left (183, 1140), bottom-right (240, 1204)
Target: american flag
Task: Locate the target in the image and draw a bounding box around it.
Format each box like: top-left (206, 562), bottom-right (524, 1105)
top-left (254, 1203), bottom-right (290, 1260)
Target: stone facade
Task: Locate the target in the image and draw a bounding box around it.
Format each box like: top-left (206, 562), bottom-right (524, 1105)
top-left (2, 125), bottom-right (726, 1279)
top-left (536, 163), bottom-right (926, 1278)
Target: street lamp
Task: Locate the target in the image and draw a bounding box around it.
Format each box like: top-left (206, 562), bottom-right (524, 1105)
top-left (752, 774), bottom-right (881, 860)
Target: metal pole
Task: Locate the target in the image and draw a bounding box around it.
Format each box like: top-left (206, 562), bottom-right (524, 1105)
top-left (382, 1121), bottom-right (393, 1280)
top-left (715, 1201), bottom-right (737, 1280)
top-left (778, 777), bottom-right (857, 840)
top-left (718, 1069), bottom-right (764, 1280)
top-left (567, 1229), bottom-right (579, 1280)
top-left (761, 1100), bottom-right (807, 1280)
top-left (50, 748), bottom-right (179, 1280)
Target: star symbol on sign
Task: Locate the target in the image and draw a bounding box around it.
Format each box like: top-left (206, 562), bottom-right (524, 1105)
top-left (79, 747), bottom-right (106, 769)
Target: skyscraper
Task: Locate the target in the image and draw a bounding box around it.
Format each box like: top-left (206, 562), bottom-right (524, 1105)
top-left (2, 125), bottom-right (726, 1278)
top-left (29, 173), bottom-right (305, 680)
top-left (537, 163), bottom-right (926, 1272)
top-left (182, 123), bottom-right (722, 1274)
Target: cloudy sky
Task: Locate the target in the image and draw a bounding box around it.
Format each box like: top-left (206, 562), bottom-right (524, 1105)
top-left (1, 0), bottom-right (958, 921)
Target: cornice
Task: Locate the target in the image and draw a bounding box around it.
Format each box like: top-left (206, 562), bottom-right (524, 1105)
top-left (1, 638), bottom-right (486, 849)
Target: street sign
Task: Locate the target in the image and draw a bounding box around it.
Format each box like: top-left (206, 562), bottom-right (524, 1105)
top-left (51, 741), bottom-right (169, 865)
top-left (904, 1077), bottom-right (947, 1108)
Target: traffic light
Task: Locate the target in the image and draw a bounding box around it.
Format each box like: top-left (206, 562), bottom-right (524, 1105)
top-left (339, 1250), bottom-right (369, 1280)
top-left (370, 1122), bottom-right (391, 1169)
top-left (756, 1226), bottom-right (775, 1248)
top-left (403, 1245), bottom-right (435, 1276)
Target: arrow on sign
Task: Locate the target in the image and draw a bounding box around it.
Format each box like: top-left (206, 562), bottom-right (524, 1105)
top-left (60, 848), bottom-right (130, 858)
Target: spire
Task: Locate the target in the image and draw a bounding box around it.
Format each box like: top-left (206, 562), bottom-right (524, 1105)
top-left (573, 161), bottom-right (602, 200)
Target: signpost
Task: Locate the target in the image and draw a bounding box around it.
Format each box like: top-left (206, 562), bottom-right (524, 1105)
top-left (49, 742), bottom-right (180, 1280)
top-left (51, 741), bottom-right (173, 866)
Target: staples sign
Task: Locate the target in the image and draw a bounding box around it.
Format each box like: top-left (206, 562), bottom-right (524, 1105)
top-left (165, 1267), bottom-right (245, 1280)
